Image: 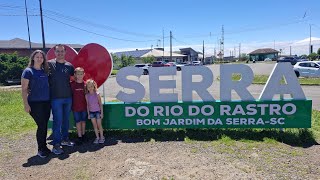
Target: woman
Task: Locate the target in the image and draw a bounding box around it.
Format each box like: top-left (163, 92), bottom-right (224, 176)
top-left (21, 50), bottom-right (51, 158)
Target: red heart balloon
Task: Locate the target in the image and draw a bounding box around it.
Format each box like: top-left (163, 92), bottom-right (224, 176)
top-left (46, 43), bottom-right (113, 88)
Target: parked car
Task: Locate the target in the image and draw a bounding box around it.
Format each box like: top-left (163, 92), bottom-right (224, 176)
top-left (176, 62), bottom-right (191, 71)
top-left (277, 56), bottom-right (300, 65)
top-left (165, 62), bottom-right (177, 67)
top-left (192, 61), bottom-right (202, 66)
top-left (264, 58), bottom-right (272, 61)
top-left (134, 64), bottom-right (150, 75)
top-left (152, 61), bottom-right (168, 67)
top-left (293, 61), bottom-right (320, 77)
top-left (4, 78), bottom-right (21, 85)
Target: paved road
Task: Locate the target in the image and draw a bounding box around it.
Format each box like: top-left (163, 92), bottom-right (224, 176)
top-left (100, 62), bottom-right (320, 110)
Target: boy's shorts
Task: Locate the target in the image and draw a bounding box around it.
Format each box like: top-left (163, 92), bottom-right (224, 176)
top-left (89, 111), bottom-right (101, 119)
top-left (73, 111), bottom-right (87, 123)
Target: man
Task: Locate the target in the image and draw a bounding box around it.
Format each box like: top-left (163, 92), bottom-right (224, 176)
top-left (48, 44), bottom-right (75, 155)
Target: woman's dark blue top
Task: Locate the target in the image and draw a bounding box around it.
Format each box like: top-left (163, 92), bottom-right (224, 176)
top-left (21, 67), bottom-right (50, 102)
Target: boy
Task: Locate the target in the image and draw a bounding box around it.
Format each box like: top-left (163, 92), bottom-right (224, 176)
top-left (71, 67), bottom-right (87, 144)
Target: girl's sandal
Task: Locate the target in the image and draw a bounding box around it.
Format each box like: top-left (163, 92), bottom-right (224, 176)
top-left (98, 137), bottom-right (105, 144)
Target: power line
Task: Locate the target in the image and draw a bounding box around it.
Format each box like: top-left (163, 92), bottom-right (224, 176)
top-left (176, 19), bottom-right (312, 38)
top-left (43, 9), bottom-right (162, 38)
top-left (172, 37), bottom-right (190, 46)
top-left (0, 3), bottom-right (162, 38)
top-left (0, 14), bottom-right (38, 16)
top-left (0, 4), bottom-right (38, 13)
top-left (0, 3), bottom-right (166, 43)
top-left (225, 19), bottom-right (308, 35)
top-left (44, 15), bottom-right (157, 43)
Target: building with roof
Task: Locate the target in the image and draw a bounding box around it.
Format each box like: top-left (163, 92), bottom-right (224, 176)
top-left (179, 47), bottom-right (200, 62)
top-left (113, 48), bottom-right (186, 64)
top-left (0, 38), bottom-right (83, 57)
top-left (248, 48), bottom-right (279, 61)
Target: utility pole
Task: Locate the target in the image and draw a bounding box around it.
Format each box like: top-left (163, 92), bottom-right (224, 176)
top-left (290, 46), bottom-right (292, 56)
top-left (202, 40), bottom-right (205, 64)
top-left (239, 43), bottom-right (241, 61)
top-left (24, 0), bottom-right (31, 51)
top-left (170, 31), bottom-right (172, 62)
top-left (274, 40), bottom-right (275, 49)
top-left (39, 0), bottom-right (46, 51)
top-left (162, 28), bottom-right (164, 61)
top-left (217, 38), bottom-right (219, 53)
top-left (309, 24), bottom-right (312, 54)
top-left (220, 25), bottom-right (224, 59)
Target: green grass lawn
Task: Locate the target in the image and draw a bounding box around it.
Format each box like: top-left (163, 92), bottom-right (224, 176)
top-left (111, 70), bottom-right (118, 75)
top-left (217, 74), bottom-right (320, 86)
top-left (0, 89), bottom-right (319, 145)
top-left (0, 89), bottom-right (35, 138)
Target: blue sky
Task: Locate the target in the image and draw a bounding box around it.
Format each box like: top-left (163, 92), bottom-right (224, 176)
top-left (1, 0), bottom-right (320, 55)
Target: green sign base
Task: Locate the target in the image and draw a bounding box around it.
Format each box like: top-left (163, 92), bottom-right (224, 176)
top-left (48, 100), bottom-right (312, 130)
top-left (103, 100), bottom-right (312, 129)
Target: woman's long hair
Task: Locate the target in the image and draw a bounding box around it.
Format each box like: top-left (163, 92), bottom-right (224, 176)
top-left (28, 50), bottom-right (49, 74)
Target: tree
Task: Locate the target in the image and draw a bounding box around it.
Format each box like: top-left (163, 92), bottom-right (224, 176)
top-left (301, 54), bottom-right (308, 58)
top-left (0, 52), bottom-right (28, 84)
top-left (111, 53), bottom-right (119, 65)
top-left (308, 53), bottom-right (318, 60)
top-left (240, 53), bottom-right (249, 61)
top-left (141, 55), bottom-right (155, 64)
top-left (317, 48), bottom-right (320, 55)
top-left (119, 54), bottom-right (135, 68)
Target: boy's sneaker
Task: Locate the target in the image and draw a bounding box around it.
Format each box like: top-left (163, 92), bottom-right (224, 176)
top-left (52, 145), bottom-right (64, 155)
top-left (61, 140), bottom-right (75, 147)
top-left (37, 150), bottom-right (49, 158)
top-left (93, 138), bottom-right (99, 144)
top-left (98, 137), bottom-right (105, 144)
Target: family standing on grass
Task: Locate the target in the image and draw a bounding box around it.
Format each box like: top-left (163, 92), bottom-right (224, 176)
top-left (21, 44), bottom-right (104, 158)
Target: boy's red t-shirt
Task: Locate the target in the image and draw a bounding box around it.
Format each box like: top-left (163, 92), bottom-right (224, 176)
top-left (70, 81), bottom-right (87, 112)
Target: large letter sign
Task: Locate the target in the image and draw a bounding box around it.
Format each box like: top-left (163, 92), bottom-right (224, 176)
top-left (259, 63), bottom-right (306, 100)
top-left (220, 64), bottom-right (255, 101)
top-left (102, 62), bottom-right (311, 129)
top-left (116, 67), bottom-right (145, 103)
top-left (149, 67), bottom-right (178, 102)
top-left (182, 66), bottom-right (215, 102)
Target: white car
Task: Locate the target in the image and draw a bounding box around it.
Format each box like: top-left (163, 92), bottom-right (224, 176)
top-left (134, 64), bottom-right (150, 75)
top-left (176, 62), bottom-right (191, 71)
top-left (293, 61), bottom-right (320, 77)
top-left (192, 61), bottom-right (202, 66)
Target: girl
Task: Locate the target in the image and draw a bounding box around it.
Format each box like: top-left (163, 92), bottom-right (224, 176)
top-left (85, 79), bottom-right (105, 144)
top-left (71, 67), bottom-right (87, 144)
top-left (21, 50), bottom-right (51, 158)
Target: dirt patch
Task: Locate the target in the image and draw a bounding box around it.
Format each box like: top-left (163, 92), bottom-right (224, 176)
top-left (0, 132), bottom-right (319, 180)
